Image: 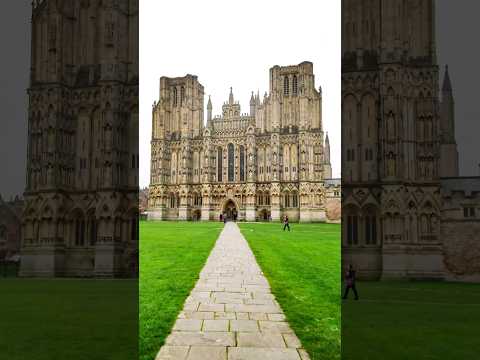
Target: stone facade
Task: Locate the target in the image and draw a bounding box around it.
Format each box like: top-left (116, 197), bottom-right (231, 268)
top-left (325, 179), bottom-right (341, 223)
top-left (342, 0), bottom-right (480, 281)
top-left (148, 62), bottom-right (333, 222)
top-left (0, 196), bottom-right (23, 260)
top-left (441, 177), bottom-right (480, 282)
top-left (20, 0), bottom-right (139, 277)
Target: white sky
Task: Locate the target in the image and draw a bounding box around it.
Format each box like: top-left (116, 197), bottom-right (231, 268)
top-left (139, 0), bottom-right (341, 188)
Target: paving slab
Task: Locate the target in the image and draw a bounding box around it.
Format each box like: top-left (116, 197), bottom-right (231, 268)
top-left (155, 222), bottom-right (308, 360)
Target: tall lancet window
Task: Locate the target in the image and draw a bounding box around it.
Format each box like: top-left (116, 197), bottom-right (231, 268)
top-left (217, 147), bottom-right (223, 182)
top-left (292, 75), bottom-right (298, 95)
top-left (173, 87), bottom-right (177, 106)
top-left (228, 143), bottom-right (235, 182)
top-left (240, 145), bottom-right (245, 181)
top-left (180, 86), bottom-right (185, 105)
top-left (284, 76), bottom-right (289, 96)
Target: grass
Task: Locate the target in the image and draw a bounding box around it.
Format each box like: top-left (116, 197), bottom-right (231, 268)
top-left (0, 278), bottom-right (138, 360)
top-left (342, 281), bottom-right (480, 360)
top-left (139, 220), bottom-right (223, 360)
top-left (239, 222), bottom-right (341, 360)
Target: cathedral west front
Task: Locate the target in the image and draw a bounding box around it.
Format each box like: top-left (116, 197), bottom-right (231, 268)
top-left (148, 62), bottom-right (336, 222)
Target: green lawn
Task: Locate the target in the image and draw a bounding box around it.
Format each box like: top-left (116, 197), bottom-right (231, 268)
top-left (0, 279), bottom-right (138, 360)
top-left (140, 221), bottom-right (223, 360)
top-left (342, 281), bottom-right (480, 360)
top-left (239, 222), bottom-right (341, 360)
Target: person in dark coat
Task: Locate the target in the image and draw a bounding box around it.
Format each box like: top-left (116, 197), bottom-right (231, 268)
top-left (283, 215), bottom-right (290, 231)
top-left (342, 264), bottom-right (359, 300)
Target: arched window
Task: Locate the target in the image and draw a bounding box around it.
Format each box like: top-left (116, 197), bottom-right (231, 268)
top-left (173, 88), bottom-right (177, 106)
top-left (365, 215), bottom-right (377, 244)
top-left (292, 75), bottom-right (298, 95)
top-left (265, 194), bottom-right (271, 206)
top-left (283, 76), bottom-right (289, 96)
top-left (292, 193), bottom-right (298, 208)
top-left (131, 214), bottom-right (138, 241)
top-left (228, 143), bottom-right (235, 182)
top-left (240, 145), bottom-right (245, 181)
top-left (347, 214), bottom-right (358, 245)
top-left (180, 86), bottom-right (185, 105)
top-left (88, 214), bottom-right (97, 246)
top-left (258, 193), bottom-right (264, 206)
top-left (75, 217), bottom-right (85, 246)
top-left (217, 147), bottom-right (223, 182)
top-left (284, 193), bottom-right (290, 207)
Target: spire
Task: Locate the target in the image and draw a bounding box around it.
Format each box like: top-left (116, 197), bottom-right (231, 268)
top-left (250, 91), bottom-right (256, 116)
top-left (229, 87), bottom-right (234, 104)
top-left (207, 95), bottom-right (212, 122)
top-left (442, 65), bottom-right (452, 93)
top-left (325, 132), bottom-right (331, 163)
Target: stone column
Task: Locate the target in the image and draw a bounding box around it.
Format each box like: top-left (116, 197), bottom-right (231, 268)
top-left (245, 183), bottom-right (256, 221)
top-left (178, 185), bottom-right (189, 220)
top-left (201, 187), bottom-right (211, 221)
top-left (299, 182), bottom-right (311, 223)
top-left (270, 183), bottom-right (281, 221)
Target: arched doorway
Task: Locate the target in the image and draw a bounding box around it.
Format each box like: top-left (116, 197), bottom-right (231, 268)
top-left (223, 199), bottom-right (238, 221)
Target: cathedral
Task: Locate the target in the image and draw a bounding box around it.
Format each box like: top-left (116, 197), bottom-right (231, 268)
top-left (20, 0), bottom-right (139, 277)
top-left (342, 0), bottom-right (480, 281)
top-left (148, 62), bottom-right (336, 222)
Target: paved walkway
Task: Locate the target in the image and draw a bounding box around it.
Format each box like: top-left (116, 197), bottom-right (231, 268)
top-left (156, 222), bottom-right (310, 360)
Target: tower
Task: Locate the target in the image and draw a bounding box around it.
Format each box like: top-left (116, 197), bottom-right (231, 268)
top-left (22, 0), bottom-right (139, 277)
top-left (342, 0), bottom-right (444, 280)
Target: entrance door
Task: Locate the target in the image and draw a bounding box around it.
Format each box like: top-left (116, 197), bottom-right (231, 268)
top-left (224, 200), bottom-right (237, 221)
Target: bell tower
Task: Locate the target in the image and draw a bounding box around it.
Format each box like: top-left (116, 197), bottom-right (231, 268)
top-left (342, 0), bottom-right (444, 280)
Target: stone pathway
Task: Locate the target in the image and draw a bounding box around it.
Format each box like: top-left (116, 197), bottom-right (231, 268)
top-left (156, 222), bottom-right (310, 360)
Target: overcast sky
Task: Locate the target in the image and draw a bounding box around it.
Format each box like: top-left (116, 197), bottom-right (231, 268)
top-left (139, 0), bottom-right (342, 188)
top-left (1, 1), bottom-right (479, 200)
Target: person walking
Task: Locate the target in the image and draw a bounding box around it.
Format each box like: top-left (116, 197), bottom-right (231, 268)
top-left (283, 215), bottom-right (290, 231)
top-left (342, 264), bottom-right (359, 300)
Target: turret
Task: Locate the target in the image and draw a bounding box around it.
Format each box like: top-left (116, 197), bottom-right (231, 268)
top-left (440, 65), bottom-right (459, 177)
top-left (207, 95), bottom-right (212, 122)
top-left (229, 87), bottom-right (234, 104)
top-left (325, 132), bottom-right (330, 163)
top-left (323, 132), bottom-right (332, 179)
top-left (250, 92), bottom-right (256, 116)
top-left (441, 65), bottom-right (455, 143)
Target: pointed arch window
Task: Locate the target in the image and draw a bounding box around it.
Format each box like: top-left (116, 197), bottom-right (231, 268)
top-left (240, 145), bottom-right (245, 181)
top-left (292, 75), bottom-right (298, 95)
top-left (347, 214), bottom-right (358, 245)
top-left (365, 215), bottom-right (377, 244)
top-left (180, 86), bottom-right (185, 105)
top-left (75, 217), bottom-right (85, 246)
top-left (217, 147), bottom-right (223, 182)
top-left (228, 143), bottom-right (235, 182)
top-left (173, 88), bottom-right (177, 106)
top-left (283, 76), bottom-right (289, 96)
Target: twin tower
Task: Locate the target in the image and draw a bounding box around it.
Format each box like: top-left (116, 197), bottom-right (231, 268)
top-left (148, 62), bottom-right (333, 222)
